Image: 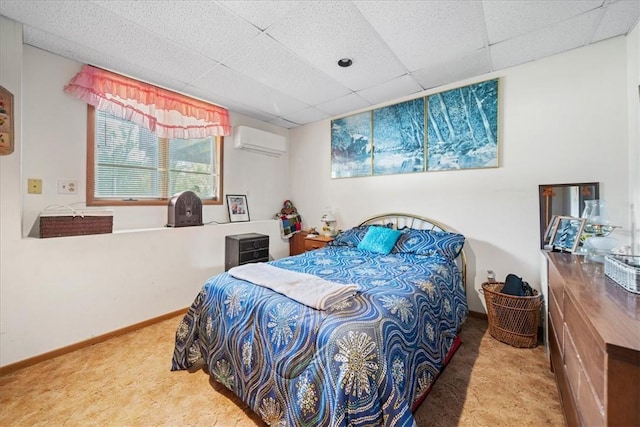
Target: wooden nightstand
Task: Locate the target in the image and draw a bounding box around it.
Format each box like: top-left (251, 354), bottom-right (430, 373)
top-left (304, 235), bottom-right (334, 252)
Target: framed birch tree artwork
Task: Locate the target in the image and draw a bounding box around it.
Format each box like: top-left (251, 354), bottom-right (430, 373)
top-left (426, 78), bottom-right (499, 171)
top-left (331, 111), bottom-right (372, 178)
top-left (372, 98), bottom-right (425, 175)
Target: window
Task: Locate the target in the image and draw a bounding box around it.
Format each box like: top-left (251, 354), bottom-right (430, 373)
top-left (87, 106), bottom-right (223, 206)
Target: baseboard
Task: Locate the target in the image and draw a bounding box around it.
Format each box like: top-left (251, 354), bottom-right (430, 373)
top-left (468, 310), bottom-right (488, 320)
top-left (0, 308), bottom-right (188, 376)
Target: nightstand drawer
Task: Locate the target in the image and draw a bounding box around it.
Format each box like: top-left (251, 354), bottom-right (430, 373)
top-left (304, 236), bottom-right (333, 251)
top-left (239, 237), bottom-right (269, 252)
top-left (239, 248), bottom-right (269, 264)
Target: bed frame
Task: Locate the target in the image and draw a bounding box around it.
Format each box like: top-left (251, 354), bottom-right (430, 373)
top-left (359, 212), bottom-right (467, 292)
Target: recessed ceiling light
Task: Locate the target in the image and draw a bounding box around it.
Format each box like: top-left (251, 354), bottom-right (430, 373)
top-left (337, 58), bottom-right (353, 68)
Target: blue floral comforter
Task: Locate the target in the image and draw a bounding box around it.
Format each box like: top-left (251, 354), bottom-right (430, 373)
top-left (171, 246), bottom-right (468, 426)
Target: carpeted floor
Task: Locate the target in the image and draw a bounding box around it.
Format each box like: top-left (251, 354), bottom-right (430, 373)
top-left (0, 315), bottom-right (564, 426)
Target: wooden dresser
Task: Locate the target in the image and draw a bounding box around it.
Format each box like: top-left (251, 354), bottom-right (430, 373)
top-left (545, 252), bottom-right (640, 426)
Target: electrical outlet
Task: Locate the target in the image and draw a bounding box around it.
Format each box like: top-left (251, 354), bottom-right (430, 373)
top-left (57, 180), bottom-right (77, 194)
top-left (27, 178), bottom-right (42, 194)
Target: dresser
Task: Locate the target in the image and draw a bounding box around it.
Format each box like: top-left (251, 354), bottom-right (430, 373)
top-left (225, 233), bottom-right (269, 271)
top-left (545, 252), bottom-right (640, 426)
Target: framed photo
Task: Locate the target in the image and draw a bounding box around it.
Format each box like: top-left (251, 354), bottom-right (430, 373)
top-left (226, 195), bottom-right (250, 222)
top-left (543, 215), bottom-right (560, 248)
top-left (550, 216), bottom-right (586, 253)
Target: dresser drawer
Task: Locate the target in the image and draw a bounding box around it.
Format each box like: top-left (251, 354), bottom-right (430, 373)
top-left (239, 237), bottom-right (269, 252)
top-left (563, 295), bottom-right (604, 402)
top-left (238, 248), bottom-right (269, 264)
top-left (304, 236), bottom-right (332, 251)
top-left (577, 367), bottom-right (605, 426)
top-left (548, 290), bottom-right (564, 354)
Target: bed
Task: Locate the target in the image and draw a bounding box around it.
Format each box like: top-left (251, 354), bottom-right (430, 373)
top-left (172, 213), bottom-right (468, 426)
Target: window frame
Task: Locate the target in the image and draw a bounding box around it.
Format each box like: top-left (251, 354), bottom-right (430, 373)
top-left (86, 105), bottom-right (224, 206)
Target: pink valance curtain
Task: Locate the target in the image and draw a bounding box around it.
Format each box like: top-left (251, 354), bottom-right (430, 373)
top-left (64, 65), bottom-right (230, 138)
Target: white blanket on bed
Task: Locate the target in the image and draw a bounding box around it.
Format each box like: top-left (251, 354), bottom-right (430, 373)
top-left (228, 263), bottom-right (359, 310)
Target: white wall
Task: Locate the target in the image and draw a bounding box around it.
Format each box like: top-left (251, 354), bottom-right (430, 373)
top-left (0, 17), bottom-right (291, 367)
top-left (21, 46), bottom-right (291, 235)
top-left (289, 35), bottom-right (636, 314)
top-left (627, 23), bottom-right (640, 254)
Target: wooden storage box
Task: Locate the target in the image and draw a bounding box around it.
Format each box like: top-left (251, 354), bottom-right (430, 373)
top-left (39, 209), bottom-right (113, 238)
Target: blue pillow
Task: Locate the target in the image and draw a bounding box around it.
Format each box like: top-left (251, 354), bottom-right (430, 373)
top-left (328, 224), bottom-right (393, 247)
top-left (357, 226), bottom-right (402, 255)
top-left (393, 229), bottom-right (465, 259)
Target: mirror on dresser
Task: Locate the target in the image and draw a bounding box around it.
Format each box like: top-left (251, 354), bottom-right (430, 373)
top-left (538, 182), bottom-right (599, 249)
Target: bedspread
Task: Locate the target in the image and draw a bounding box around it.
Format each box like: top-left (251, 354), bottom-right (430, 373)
top-left (172, 246), bottom-right (468, 426)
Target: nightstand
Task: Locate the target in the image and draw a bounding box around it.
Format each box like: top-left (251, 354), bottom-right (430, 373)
top-left (225, 233), bottom-right (269, 271)
top-left (304, 235), bottom-right (334, 252)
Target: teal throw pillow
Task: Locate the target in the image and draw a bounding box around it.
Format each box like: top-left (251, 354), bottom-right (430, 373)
top-left (357, 226), bottom-right (402, 255)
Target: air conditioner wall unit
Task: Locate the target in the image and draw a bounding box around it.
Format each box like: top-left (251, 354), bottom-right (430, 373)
top-left (233, 125), bottom-right (287, 157)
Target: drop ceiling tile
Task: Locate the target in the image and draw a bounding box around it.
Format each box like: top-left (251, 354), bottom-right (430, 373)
top-left (316, 93), bottom-right (371, 117)
top-left (267, 117), bottom-right (299, 129)
top-left (93, 0), bottom-right (260, 62)
top-left (483, 0), bottom-right (602, 44)
top-left (355, 1), bottom-right (487, 72)
top-left (4, 0), bottom-right (218, 83)
top-left (281, 107), bottom-right (330, 125)
top-left (357, 75), bottom-right (423, 105)
top-left (23, 26), bottom-right (196, 93)
top-left (266, 1), bottom-right (407, 91)
top-left (217, 0), bottom-right (306, 31)
top-left (592, 0), bottom-right (640, 42)
top-left (412, 48), bottom-right (492, 90)
top-left (222, 33), bottom-right (351, 105)
top-left (191, 65), bottom-right (309, 117)
top-left (490, 9), bottom-right (602, 70)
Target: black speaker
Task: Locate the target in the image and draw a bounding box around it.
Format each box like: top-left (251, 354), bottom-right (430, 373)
top-left (167, 191), bottom-right (203, 227)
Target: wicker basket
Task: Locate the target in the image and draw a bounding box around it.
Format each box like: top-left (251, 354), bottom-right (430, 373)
top-left (604, 255), bottom-right (640, 294)
top-left (481, 282), bottom-right (542, 348)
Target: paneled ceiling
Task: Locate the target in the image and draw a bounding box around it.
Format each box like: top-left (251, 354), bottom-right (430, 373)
top-left (1, 0), bottom-right (638, 128)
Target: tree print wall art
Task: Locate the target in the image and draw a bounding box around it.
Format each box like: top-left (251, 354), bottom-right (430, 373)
top-left (330, 78), bottom-right (500, 178)
top-left (373, 98), bottom-right (424, 175)
top-left (427, 78), bottom-right (499, 171)
top-left (331, 111), bottom-right (372, 178)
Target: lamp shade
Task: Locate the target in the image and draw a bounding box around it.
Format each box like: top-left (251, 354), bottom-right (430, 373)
top-left (321, 212), bottom-right (336, 222)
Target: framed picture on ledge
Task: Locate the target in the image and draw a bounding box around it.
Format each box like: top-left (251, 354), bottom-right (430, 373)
top-left (550, 216), bottom-right (585, 253)
top-left (226, 194), bottom-right (250, 222)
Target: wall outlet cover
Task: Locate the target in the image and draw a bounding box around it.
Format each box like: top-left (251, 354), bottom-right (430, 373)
top-left (58, 180), bottom-right (77, 194)
top-left (27, 178), bottom-right (42, 194)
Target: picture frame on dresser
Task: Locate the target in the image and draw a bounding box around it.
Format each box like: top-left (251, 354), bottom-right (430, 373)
top-left (550, 216), bottom-right (585, 253)
top-left (543, 215), bottom-right (560, 249)
top-left (226, 194), bottom-right (250, 222)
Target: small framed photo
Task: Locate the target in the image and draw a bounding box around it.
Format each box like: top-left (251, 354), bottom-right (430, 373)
top-left (543, 215), bottom-right (560, 248)
top-left (226, 195), bottom-right (250, 222)
top-left (550, 216), bottom-right (586, 253)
